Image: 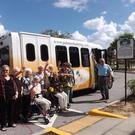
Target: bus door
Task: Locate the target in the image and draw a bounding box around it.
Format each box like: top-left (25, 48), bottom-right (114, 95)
top-left (80, 48), bottom-right (91, 89)
top-left (91, 48), bottom-right (107, 89)
top-left (20, 33), bottom-right (38, 71)
top-left (92, 48), bottom-right (107, 63)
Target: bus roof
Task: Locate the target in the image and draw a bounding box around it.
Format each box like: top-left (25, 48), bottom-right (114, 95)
top-left (3, 31), bottom-right (103, 49)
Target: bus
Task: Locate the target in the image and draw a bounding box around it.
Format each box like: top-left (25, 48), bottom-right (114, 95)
top-left (0, 32), bottom-right (105, 91)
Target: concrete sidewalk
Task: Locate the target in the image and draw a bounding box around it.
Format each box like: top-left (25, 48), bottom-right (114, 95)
top-left (75, 114), bottom-right (135, 135)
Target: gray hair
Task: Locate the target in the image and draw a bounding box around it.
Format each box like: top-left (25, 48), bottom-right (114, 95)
top-left (2, 65), bottom-right (9, 70)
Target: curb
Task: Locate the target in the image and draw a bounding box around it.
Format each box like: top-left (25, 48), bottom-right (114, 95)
top-left (87, 97), bottom-right (130, 119)
top-left (46, 127), bottom-right (71, 135)
top-left (114, 70), bottom-right (135, 74)
top-left (88, 108), bottom-right (128, 119)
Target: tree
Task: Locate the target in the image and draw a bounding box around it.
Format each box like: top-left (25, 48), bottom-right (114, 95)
top-left (41, 29), bottom-right (71, 39)
top-left (119, 32), bottom-right (134, 39)
top-left (109, 32), bottom-right (134, 50)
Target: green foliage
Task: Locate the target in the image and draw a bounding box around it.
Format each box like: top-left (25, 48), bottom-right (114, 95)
top-left (41, 29), bottom-right (71, 39)
top-left (119, 32), bottom-right (134, 39)
top-left (128, 79), bottom-right (135, 96)
top-left (109, 32), bottom-right (134, 49)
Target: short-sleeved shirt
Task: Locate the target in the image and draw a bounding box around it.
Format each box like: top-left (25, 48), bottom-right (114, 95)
top-left (96, 64), bottom-right (112, 76)
top-left (21, 76), bottom-right (31, 95)
top-left (36, 72), bottom-right (44, 88)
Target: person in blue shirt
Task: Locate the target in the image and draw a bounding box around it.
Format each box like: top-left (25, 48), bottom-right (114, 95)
top-left (94, 58), bottom-right (112, 102)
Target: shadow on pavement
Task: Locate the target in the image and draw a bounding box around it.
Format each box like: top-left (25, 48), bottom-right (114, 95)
top-left (58, 110), bottom-right (85, 117)
top-left (72, 99), bottom-right (104, 104)
top-left (130, 130), bottom-right (135, 135)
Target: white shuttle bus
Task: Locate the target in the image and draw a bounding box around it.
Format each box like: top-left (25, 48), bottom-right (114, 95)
top-left (0, 32), bottom-right (104, 91)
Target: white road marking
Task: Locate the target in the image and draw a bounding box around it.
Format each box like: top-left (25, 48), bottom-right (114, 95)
top-left (29, 114), bottom-right (57, 129)
top-left (29, 108), bottom-right (86, 128)
top-left (67, 108), bottom-right (86, 114)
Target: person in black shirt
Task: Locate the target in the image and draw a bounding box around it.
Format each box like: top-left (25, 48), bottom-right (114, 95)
top-left (0, 65), bottom-right (18, 131)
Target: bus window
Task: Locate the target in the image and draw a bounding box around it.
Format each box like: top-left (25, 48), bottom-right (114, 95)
top-left (81, 48), bottom-right (90, 67)
top-left (26, 43), bottom-right (35, 61)
top-left (40, 44), bottom-right (49, 61)
top-left (55, 46), bottom-right (68, 66)
top-left (0, 46), bottom-right (9, 66)
top-left (69, 47), bottom-right (80, 67)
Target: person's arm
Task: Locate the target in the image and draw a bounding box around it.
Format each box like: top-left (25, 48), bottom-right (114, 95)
top-left (14, 67), bottom-right (25, 77)
top-left (107, 65), bottom-right (113, 80)
top-left (57, 61), bottom-right (61, 71)
top-left (11, 77), bottom-right (18, 99)
top-left (30, 85), bottom-right (36, 99)
top-left (60, 73), bottom-right (73, 77)
top-left (92, 54), bottom-right (98, 65)
top-left (44, 61), bottom-right (49, 70)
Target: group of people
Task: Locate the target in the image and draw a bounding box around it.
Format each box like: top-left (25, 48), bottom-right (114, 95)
top-left (0, 62), bottom-right (75, 131)
top-left (0, 56), bottom-right (113, 132)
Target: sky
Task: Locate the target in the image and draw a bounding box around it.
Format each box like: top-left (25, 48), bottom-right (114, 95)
top-left (1, 0), bottom-right (135, 48)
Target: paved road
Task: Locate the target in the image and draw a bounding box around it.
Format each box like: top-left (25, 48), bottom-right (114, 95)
top-left (0, 72), bottom-right (135, 135)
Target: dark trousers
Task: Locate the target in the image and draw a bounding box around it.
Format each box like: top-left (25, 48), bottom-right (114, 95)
top-left (0, 97), bottom-right (15, 128)
top-left (22, 95), bottom-right (31, 121)
top-left (98, 76), bottom-right (109, 100)
top-left (69, 87), bottom-right (73, 103)
top-left (14, 97), bottom-right (22, 122)
top-left (63, 87), bottom-right (73, 103)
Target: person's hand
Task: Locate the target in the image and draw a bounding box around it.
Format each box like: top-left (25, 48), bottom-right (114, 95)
top-left (20, 67), bottom-right (25, 73)
top-left (109, 78), bottom-right (112, 83)
top-left (12, 94), bottom-right (18, 100)
top-left (92, 54), bottom-right (95, 59)
top-left (42, 89), bottom-right (47, 92)
top-left (58, 61), bottom-right (61, 67)
top-left (60, 73), bottom-right (64, 76)
top-left (15, 94), bottom-right (18, 99)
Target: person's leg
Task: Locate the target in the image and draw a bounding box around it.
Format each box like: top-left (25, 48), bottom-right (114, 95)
top-left (21, 96), bottom-right (26, 118)
top-left (22, 95), bottom-right (31, 122)
top-left (0, 98), bottom-right (7, 131)
top-left (55, 93), bottom-right (65, 109)
top-left (15, 97), bottom-right (22, 122)
top-left (98, 77), bottom-right (105, 99)
top-left (63, 87), bottom-right (70, 104)
top-left (35, 97), bottom-right (51, 115)
top-left (69, 87), bottom-right (73, 103)
top-left (7, 99), bottom-right (16, 127)
top-left (104, 78), bottom-right (109, 100)
top-left (61, 91), bottom-right (68, 109)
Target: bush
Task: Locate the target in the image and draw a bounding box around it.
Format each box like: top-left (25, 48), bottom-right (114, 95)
top-left (128, 79), bottom-right (135, 96)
